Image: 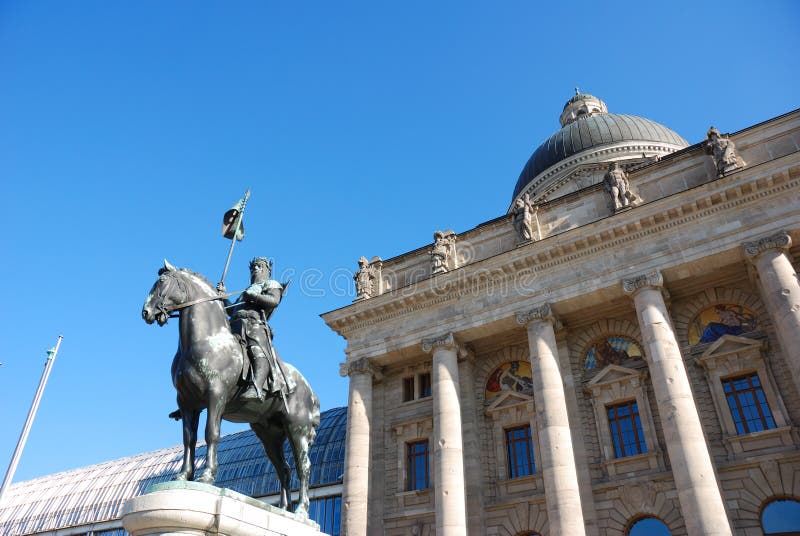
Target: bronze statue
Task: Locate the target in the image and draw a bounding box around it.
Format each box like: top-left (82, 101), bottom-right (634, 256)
top-left (142, 260), bottom-right (320, 518)
top-left (216, 257), bottom-right (295, 402)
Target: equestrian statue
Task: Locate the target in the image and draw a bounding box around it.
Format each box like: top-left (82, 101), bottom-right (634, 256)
top-left (140, 191), bottom-right (320, 518)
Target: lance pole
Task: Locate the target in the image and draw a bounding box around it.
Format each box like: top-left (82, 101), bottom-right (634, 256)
top-left (0, 335), bottom-right (63, 507)
top-left (219, 188), bottom-right (251, 286)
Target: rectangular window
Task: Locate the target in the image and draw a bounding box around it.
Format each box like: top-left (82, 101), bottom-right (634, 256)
top-left (607, 401), bottom-right (647, 458)
top-left (406, 440), bottom-right (430, 490)
top-left (419, 373), bottom-right (432, 398)
top-left (308, 496), bottom-right (341, 536)
top-left (722, 373), bottom-right (776, 434)
top-left (505, 425), bottom-right (535, 478)
top-left (402, 377), bottom-right (415, 402)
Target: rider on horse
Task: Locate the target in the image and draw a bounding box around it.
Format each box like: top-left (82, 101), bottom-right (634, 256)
top-left (217, 257), bottom-right (295, 401)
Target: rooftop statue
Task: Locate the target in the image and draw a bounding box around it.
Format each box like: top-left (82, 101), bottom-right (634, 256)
top-left (140, 191), bottom-right (320, 519)
top-left (603, 161), bottom-right (638, 211)
top-left (705, 126), bottom-right (745, 175)
top-left (511, 193), bottom-right (539, 243)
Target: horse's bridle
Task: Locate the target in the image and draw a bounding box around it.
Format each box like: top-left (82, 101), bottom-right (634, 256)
top-left (153, 270), bottom-right (244, 319)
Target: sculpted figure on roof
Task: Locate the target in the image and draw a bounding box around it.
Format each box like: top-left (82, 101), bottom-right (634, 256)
top-left (706, 126), bottom-right (745, 175)
top-left (431, 230), bottom-right (457, 275)
top-left (511, 193), bottom-right (540, 243)
top-left (603, 162), bottom-right (638, 211)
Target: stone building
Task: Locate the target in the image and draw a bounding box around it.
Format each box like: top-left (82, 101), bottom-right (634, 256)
top-left (323, 93), bottom-right (800, 535)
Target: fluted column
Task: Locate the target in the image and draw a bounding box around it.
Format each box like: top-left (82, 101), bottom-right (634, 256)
top-left (516, 304), bottom-right (586, 536)
top-left (623, 271), bottom-right (732, 536)
top-left (339, 358), bottom-right (379, 536)
top-left (744, 231), bottom-right (800, 393)
top-left (422, 333), bottom-right (468, 535)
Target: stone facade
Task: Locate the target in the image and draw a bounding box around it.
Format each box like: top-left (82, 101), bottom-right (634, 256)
top-left (323, 98), bottom-right (800, 535)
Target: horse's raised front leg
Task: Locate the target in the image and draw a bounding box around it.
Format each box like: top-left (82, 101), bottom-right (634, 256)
top-left (175, 406), bottom-right (200, 481)
top-left (287, 423), bottom-right (316, 518)
top-left (197, 394), bottom-right (225, 484)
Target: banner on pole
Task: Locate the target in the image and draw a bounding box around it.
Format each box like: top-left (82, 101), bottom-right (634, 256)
top-left (222, 199), bottom-right (246, 241)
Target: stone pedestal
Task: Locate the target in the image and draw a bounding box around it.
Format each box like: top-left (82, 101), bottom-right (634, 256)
top-left (122, 481), bottom-right (326, 536)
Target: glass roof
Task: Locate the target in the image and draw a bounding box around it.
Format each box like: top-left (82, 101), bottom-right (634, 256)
top-left (0, 406), bottom-right (346, 536)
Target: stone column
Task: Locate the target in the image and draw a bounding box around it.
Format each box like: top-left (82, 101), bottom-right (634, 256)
top-left (623, 271), bottom-right (732, 536)
top-left (744, 231), bottom-right (800, 393)
top-left (422, 333), bottom-right (468, 535)
top-left (516, 304), bottom-right (586, 536)
top-left (339, 358), bottom-right (379, 536)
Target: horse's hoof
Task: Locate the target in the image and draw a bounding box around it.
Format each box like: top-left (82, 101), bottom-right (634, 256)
top-left (294, 506), bottom-right (308, 519)
top-left (197, 472), bottom-right (216, 485)
top-left (173, 473), bottom-right (191, 482)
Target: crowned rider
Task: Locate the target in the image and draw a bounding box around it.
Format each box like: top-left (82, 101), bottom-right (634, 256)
top-left (217, 257), bottom-right (295, 401)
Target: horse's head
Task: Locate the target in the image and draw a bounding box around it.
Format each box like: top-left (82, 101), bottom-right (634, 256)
top-left (142, 260), bottom-right (189, 326)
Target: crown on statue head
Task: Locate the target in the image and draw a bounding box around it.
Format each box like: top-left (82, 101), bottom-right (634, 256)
top-left (249, 257), bottom-right (273, 271)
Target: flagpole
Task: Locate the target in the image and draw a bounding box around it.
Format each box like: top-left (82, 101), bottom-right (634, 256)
top-left (0, 335), bottom-right (63, 507)
top-left (220, 188), bottom-right (250, 285)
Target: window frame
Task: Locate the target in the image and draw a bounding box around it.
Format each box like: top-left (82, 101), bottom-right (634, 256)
top-left (406, 440), bottom-right (430, 491)
top-left (505, 424), bottom-right (535, 478)
top-left (721, 372), bottom-right (776, 434)
top-left (606, 400), bottom-right (647, 458)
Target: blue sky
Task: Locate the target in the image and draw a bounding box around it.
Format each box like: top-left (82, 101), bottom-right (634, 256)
top-left (1, 1), bottom-right (798, 482)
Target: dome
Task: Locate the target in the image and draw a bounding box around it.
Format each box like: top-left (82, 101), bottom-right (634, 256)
top-left (511, 93), bottom-right (689, 203)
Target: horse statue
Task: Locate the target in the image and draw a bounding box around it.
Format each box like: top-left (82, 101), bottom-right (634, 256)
top-left (141, 260), bottom-right (320, 517)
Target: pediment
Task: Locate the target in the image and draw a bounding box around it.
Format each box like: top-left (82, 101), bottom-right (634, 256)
top-left (485, 390), bottom-right (533, 412)
top-left (700, 334), bottom-right (762, 359)
top-left (586, 364), bottom-right (641, 390)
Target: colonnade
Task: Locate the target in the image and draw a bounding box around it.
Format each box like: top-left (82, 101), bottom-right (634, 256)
top-left (339, 230), bottom-right (799, 535)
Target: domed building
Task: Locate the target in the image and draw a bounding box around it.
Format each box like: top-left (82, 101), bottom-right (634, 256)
top-left (324, 94), bottom-right (800, 535)
top-left (1, 95), bottom-right (799, 536)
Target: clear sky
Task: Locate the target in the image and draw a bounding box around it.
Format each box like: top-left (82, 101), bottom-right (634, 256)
top-left (1, 1), bottom-right (798, 483)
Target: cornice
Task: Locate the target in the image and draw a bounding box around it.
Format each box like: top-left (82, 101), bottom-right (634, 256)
top-left (323, 157), bottom-right (799, 338)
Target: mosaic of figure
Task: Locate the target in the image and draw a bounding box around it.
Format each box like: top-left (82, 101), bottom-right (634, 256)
top-left (603, 162), bottom-right (637, 210)
top-left (431, 230), bottom-right (457, 274)
top-left (688, 303), bottom-right (757, 345)
top-left (705, 126), bottom-right (745, 175)
top-left (511, 193), bottom-right (540, 243)
top-left (584, 336), bottom-right (643, 370)
top-left (485, 360), bottom-right (534, 402)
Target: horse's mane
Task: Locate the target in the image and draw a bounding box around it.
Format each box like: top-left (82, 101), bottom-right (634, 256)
top-left (178, 268), bottom-right (215, 291)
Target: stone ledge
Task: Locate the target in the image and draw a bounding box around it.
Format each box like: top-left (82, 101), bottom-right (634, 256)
top-left (122, 481), bottom-right (325, 536)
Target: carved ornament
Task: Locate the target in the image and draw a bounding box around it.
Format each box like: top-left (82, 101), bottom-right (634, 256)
top-left (422, 332), bottom-right (462, 354)
top-left (515, 303), bottom-right (558, 326)
top-left (622, 270), bottom-right (664, 295)
top-left (339, 357), bottom-right (381, 378)
top-left (743, 231), bottom-right (791, 259)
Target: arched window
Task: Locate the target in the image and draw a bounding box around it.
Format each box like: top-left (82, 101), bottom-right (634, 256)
top-left (762, 499), bottom-right (800, 534)
top-left (628, 516), bottom-right (671, 536)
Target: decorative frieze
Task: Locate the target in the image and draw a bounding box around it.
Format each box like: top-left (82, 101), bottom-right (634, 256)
top-left (622, 270), bottom-right (664, 295)
top-left (743, 231), bottom-right (792, 259)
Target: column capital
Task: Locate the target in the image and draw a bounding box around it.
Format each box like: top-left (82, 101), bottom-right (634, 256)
top-left (516, 302), bottom-right (560, 328)
top-left (743, 231), bottom-right (792, 259)
top-left (339, 357), bottom-right (382, 379)
top-left (422, 332), bottom-right (466, 355)
top-left (622, 270), bottom-right (664, 296)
